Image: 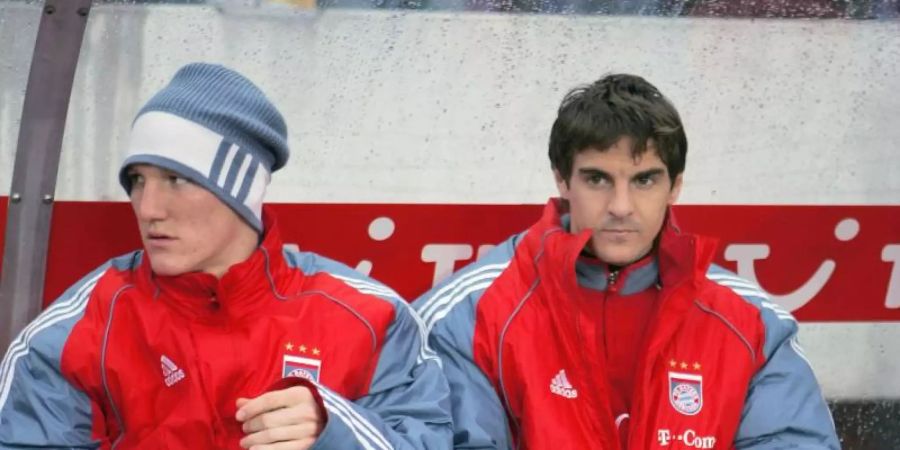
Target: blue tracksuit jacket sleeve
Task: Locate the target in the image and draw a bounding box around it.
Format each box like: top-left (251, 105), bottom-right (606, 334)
top-left (708, 268), bottom-right (840, 449)
top-left (290, 251), bottom-right (453, 450)
top-left (413, 234), bottom-right (521, 450)
top-left (735, 308), bottom-right (840, 449)
top-left (308, 299), bottom-right (453, 450)
top-left (425, 312), bottom-right (510, 450)
top-left (0, 263), bottom-right (113, 449)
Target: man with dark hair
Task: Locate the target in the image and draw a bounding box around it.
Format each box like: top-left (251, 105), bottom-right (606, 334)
top-left (0, 63), bottom-right (451, 449)
top-left (414, 73), bottom-right (839, 449)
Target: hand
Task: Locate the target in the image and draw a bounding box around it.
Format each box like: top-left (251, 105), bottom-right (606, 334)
top-left (236, 385), bottom-right (325, 450)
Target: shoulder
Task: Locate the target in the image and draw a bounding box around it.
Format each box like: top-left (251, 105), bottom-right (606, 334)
top-left (282, 246), bottom-right (442, 364)
top-left (0, 253), bottom-right (132, 384)
top-left (283, 247), bottom-right (401, 304)
top-left (413, 231), bottom-right (524, 338)
top-left (701, 265), bottom-right (798, 357)
top-left (46, 252), bottom-right (140, 314)
top-left (282, 246), bottom-right (408, 332)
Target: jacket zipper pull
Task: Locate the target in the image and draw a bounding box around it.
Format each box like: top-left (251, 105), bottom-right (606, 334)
top-left (607, 270), bottom-right (620, 294)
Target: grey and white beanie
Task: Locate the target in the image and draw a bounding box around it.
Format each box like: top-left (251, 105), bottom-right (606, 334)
top-left (119, 63), bottom-right (289, 232)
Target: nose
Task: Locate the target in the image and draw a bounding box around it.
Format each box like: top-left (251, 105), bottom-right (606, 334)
top-left (607, 183), bottom-right (634, 219)
top-left (132, 179), bottom-right (168, 222)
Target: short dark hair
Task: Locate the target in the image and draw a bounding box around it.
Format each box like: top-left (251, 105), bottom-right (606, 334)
top-left (548, 74), bottom-right (687, 184)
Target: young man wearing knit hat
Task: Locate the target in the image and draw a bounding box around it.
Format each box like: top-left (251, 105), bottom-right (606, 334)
top-left (0, 63), bottom-right (451, 449)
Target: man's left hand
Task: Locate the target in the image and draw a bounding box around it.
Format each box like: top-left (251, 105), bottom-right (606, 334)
top-left (236, 385), bottom-right (325, 450)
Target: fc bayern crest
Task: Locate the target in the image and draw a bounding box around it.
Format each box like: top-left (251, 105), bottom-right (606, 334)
top-left (283, 355), bottom-right (322, 382)
top-left (668, 371), bottom-right (703, 415)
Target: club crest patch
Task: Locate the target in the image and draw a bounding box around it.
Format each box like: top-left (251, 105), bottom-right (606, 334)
top-left (669, 371), bottom-right (703, 416)
top-left (283, 355), bottom-right (322, 382)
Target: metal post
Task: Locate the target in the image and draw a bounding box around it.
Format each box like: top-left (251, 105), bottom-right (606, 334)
top-left (0, 0), bottom-right (92, 353)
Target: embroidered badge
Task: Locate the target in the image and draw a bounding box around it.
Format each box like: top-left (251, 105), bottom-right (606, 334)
top-left (668, 371), bottom-right (703, 416)
top-left (282, 354), bottom-right (322, 382)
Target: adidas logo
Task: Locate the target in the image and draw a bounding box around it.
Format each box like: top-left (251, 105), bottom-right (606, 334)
top-left (550, 369), bottom-right (578, 399)
top-left (161, 355), bottom-right (185, 387)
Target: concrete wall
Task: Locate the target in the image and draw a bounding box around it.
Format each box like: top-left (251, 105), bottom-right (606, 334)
top-left (1, 3), bottom-right (899, 400)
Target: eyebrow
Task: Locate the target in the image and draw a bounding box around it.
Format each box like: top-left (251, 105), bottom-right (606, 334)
top-left (577, 168), bottom-right (611, 179)
top-left (576, 167), bottom-right (667, 180)
top-left (632, 168), bottom-right (666, 180)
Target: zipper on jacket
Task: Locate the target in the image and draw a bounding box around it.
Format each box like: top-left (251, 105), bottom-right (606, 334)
top-left (627, 278), bottom-right (688, 449)
top-left (209, 295), bottom-right (221, 311)
top-left (607, 270), bottom-right (620, 294)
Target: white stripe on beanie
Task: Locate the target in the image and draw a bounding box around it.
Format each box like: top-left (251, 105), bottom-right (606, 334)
top-left (124, 111), bottom-right (269, 231)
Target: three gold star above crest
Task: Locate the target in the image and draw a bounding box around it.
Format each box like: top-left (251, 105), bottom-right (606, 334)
top-left (285, 342), bottom-right (321, 356)
top-left (669, 359), bottom-right (702, 371)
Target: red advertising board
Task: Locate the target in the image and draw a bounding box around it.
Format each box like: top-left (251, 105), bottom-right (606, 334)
top-left (0, 199), bottom-right (898, 322)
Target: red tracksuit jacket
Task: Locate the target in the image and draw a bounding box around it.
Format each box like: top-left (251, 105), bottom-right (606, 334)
top-left (414, 199), bottom-right (838, 450)
top-left (0, 211), bottom-right (452, 449)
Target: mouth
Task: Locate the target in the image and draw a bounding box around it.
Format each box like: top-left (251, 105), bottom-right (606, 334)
top-left (600, 229), bottom-right (638, 240)
top-left (145, 232), bottom-right (176, 246)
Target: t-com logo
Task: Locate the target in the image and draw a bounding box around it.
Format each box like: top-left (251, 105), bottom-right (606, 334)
top-left (657, 429), bottom-right (716, 449)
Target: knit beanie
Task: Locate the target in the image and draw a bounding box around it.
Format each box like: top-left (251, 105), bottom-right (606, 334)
top-left (119, 63), bottom-right (289, 232)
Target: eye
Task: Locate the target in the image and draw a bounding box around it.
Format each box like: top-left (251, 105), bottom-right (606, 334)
top-left (585, 173), bottom-right (609, 187)
top-left (634, 174), bottom-right (656, 188)
top-left (168, 174), bottom-right (191, 186)
top-left (127, 172), bottom-right (144, 186)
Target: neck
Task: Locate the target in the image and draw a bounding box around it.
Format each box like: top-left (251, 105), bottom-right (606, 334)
top-left (576, 251), bottom-right (659, 294)
top-left (205, 227), bottom-right (261, 279)
top-left (580, 244), bottom-right (654, 269)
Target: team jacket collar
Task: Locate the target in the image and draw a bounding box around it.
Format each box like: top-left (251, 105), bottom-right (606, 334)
top-left (136, 206), bottom-right (296, 321)
top-left (530, 198), bottom-right (718, 293)
top-left (575, 252), bottom-right (658, 295)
